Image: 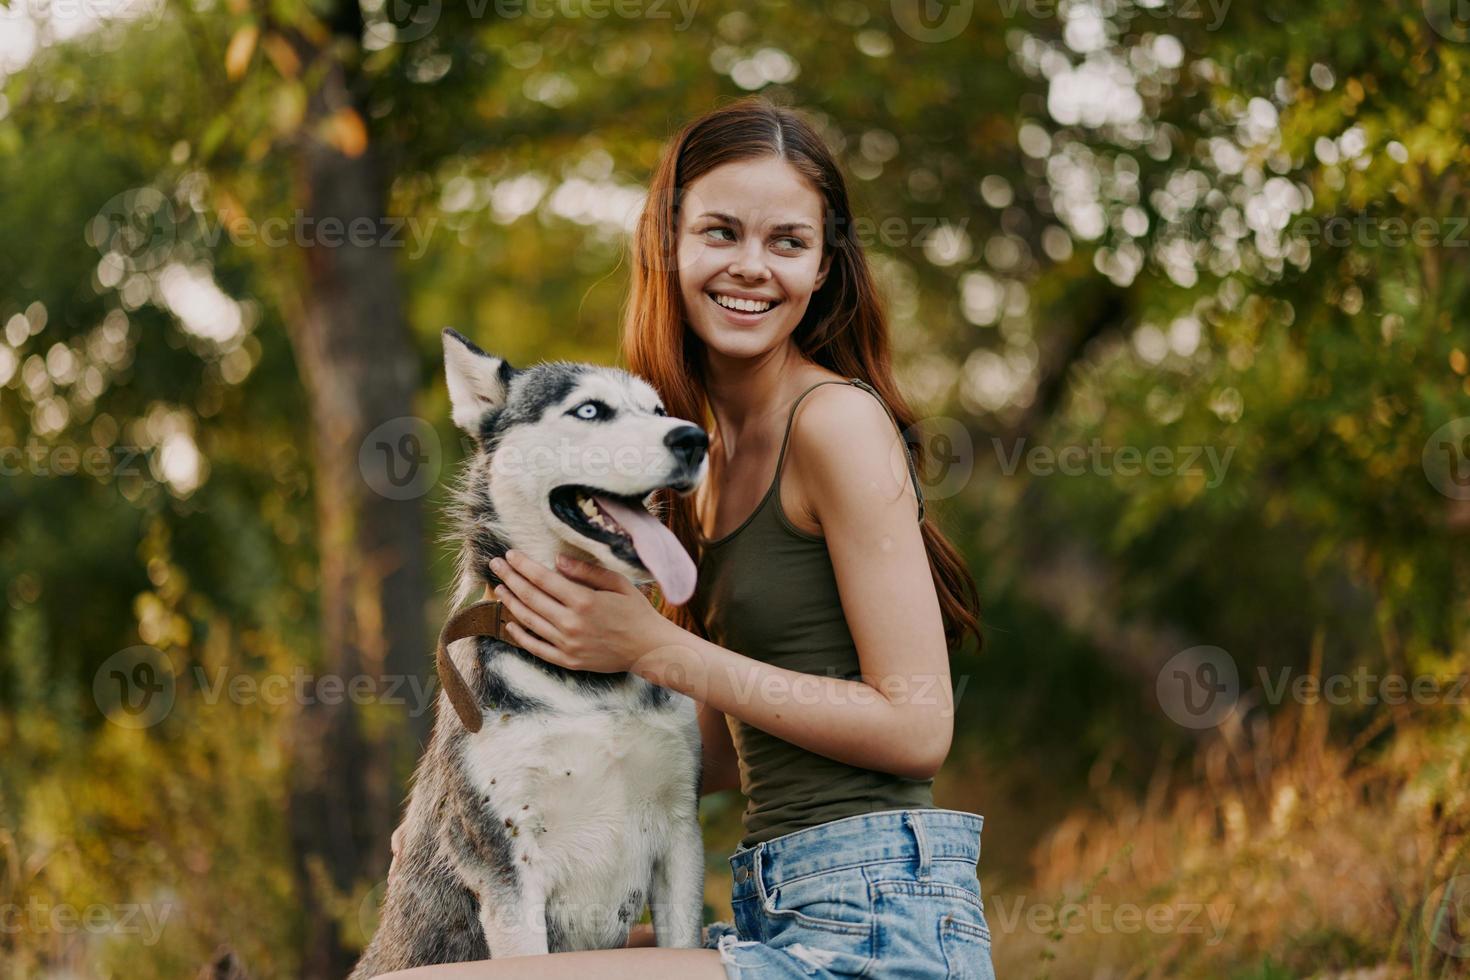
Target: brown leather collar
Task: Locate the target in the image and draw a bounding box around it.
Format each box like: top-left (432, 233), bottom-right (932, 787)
top-left (435, 584), bottom-right (524, 733)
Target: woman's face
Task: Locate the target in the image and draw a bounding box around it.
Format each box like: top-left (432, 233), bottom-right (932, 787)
top-left (675, 156), bottom-right (832, 365)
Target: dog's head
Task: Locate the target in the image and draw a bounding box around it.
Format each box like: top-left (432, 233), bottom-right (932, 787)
top-left (443, 328), bottom-right (708, 606)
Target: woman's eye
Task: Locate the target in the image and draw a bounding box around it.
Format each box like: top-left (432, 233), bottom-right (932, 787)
top-left (774, 236), bottom-right (807, 250)
top-left (705, 227), bottom-right (735, 242)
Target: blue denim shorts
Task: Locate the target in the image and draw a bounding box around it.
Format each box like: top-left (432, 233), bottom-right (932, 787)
top-left (702, 808), bottom-right (995, 978)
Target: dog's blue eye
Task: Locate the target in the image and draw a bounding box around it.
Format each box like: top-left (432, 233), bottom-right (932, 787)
top-left (570, 400), bottom-right (610, 421)
top-left (653, 406), bottom-right (667, 417)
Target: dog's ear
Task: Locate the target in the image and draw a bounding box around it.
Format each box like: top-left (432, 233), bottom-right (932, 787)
top-left (443, 328), bottom-right (515, 432)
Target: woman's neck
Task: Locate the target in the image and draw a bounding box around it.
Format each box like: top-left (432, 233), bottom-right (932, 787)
top-left (702, 342), bottom-right (815, 460)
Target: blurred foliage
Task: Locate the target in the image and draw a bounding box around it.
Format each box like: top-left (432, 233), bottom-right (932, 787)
top-left (1, 0), bottom-right (1467, 976)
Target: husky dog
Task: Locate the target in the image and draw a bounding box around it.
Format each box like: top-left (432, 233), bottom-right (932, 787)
top-left (349, 329), bottom-right (709, 977)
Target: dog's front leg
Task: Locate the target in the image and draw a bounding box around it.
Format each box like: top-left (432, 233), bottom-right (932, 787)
top-left (650, 820), bottom-right (705, 948)
top-left (471, 872), bottom-right (551, 958)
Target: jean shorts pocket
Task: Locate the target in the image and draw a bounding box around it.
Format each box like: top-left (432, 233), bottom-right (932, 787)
top-left (940, 915), bottom-right (994, 980)
top-left (872, 877), bottom-right (987, 923)
top-left (764, 867), bottom-right (874, 936)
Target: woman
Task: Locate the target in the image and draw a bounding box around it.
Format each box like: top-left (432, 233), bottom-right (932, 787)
top-left (382, 97), bottom-right (992, 979)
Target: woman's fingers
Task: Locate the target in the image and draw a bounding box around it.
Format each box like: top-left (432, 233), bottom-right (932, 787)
top-left (505, 620), bottom-right (572, 667)
top-left (491, 555), bottom-right (569, 621)
top-left (504, 550), bottom-right (590, 606)
top-left (493, 585), bottom-right (564, 646)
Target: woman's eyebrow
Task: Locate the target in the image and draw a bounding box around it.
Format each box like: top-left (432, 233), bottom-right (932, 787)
top-left (696, 211), bottom-right (817, 235)
top-left (698, 211), bottom-right (741, 228)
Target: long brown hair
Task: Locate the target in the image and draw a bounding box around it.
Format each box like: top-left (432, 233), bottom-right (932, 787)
top-left (621, 96), bottom-right (982, 654)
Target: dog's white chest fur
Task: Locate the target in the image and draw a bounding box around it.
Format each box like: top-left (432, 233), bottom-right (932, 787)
top-left (460, 680), bottom-right (701, 948)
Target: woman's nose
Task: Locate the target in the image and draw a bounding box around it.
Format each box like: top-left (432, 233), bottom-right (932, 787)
top-left (726, 239), bottom-right (770, 281)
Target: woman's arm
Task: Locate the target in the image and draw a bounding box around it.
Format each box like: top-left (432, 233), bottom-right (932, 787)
top-left (636, 620), bottom-right (949, 781)
top-left (634, 386), bottom-right (954, 781)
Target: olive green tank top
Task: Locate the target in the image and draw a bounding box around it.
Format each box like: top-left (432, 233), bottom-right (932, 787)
top-left (692, 378), bottom-right (934, 848)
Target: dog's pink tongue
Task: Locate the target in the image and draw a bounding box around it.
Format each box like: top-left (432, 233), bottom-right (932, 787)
top-left (593, 494), bottom-right (697, 606)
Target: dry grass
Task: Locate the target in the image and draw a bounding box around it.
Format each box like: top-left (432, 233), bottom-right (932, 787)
top-left (987, 703), bottom-right (1470, 980)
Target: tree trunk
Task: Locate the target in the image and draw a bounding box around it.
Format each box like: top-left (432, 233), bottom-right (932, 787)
top-left (281, 11), bottom-right (430, 977)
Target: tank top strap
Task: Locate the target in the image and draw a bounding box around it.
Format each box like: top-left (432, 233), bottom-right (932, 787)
top-left (772, 377), bottom-right (926, 524)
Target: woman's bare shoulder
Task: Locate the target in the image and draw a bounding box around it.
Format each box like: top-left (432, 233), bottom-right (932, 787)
top-left (781, 380), bottom-right (914, 532)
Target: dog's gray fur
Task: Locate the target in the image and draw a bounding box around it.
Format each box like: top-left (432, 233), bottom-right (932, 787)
top-left (349, 330), bottom-right (707, 977)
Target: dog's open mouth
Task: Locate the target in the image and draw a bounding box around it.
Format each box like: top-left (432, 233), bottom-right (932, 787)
top-left (548, 485), bottom-right (697, 605)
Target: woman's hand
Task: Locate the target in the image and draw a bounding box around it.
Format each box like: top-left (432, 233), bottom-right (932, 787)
top-left (488, 550), bottom-right (674, 673)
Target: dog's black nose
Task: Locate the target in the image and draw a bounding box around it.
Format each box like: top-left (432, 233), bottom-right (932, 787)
top-left (665, 425), bottom-right (708, 469)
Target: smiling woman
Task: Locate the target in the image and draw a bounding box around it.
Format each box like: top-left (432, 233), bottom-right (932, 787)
top-left (382, 98), bottom-right (992, 980)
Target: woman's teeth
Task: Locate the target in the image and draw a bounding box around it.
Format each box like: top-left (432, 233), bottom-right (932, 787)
top-left (712, 293), bottom-right (776, 314)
